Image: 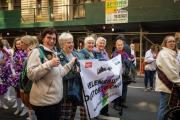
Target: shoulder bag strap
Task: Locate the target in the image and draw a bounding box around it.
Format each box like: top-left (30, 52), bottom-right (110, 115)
top-left (156, 67), bottom-right (173, 90)
top-left (157, 67), bottom-right (180, 108)
top-left (38, 46), bottom-right (45, 63)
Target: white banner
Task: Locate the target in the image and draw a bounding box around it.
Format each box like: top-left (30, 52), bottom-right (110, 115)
top-left (79, 55), bottom-right (122, 118)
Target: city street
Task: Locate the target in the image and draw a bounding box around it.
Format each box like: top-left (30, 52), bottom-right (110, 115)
top-left (0, 0), bottom-right (179, 120)
top-left (96, 76), bottom-right (159, 120)
top-left (0, 76), bottom-right (159, 120)
top-left (119, 77), bottom-right (159, 120)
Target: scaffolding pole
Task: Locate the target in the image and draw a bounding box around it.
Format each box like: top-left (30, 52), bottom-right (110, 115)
top-left (143, 35), bottom-right (154, 45)
top-left (139, 24), bottom-right (143, 75)
top-left (93, 32), bottom-right (176, 35)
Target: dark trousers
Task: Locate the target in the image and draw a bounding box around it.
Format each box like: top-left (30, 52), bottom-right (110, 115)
top-left (100, 105), bottom-right (108, 114)
top-left (131, 64), bottom-right (137, 81)
top-left (114, 82), bottom-right (128, 105)
top-left (122, 83), bottom-right (128, 103)
top-left (32, 102), bottom-right (60, 120)
top-left (144, 70), bottom-right (155, 88)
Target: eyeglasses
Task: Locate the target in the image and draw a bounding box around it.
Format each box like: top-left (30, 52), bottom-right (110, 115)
top-left (46, 36), bottom-right (56, 40)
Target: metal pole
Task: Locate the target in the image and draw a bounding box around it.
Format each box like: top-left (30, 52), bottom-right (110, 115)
top-left (34, 8), bottom-right (36, 22)
top-left (143, 35), bottom-right (154, 45)
top-left (82, 90), bottom-right (91, 120)
top-left (139, 24), bottom-right (143, 75)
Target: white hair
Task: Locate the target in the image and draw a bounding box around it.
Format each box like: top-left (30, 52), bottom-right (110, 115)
top-left (84, 36), bottom-right (95, 48)
top-left (96, 37), bottom-right (106, 46)
top-left (58, 32), bottom-right (73, 48)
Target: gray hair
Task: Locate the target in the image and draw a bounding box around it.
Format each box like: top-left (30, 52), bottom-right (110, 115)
top-left (58, 32), bottom-right (73, 48)
top-left (84, 36), bottom-right (95, 48)
top-left (96, 37), bottom-right (106, 46)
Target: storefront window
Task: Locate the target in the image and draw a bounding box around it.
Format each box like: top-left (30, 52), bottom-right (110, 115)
top-left (37, 0), bottom-right (42, 16)
top-left (14, 0), bottom-right (21, 9)
top-left (0, 0), bottom-right (21, 10)
top-left (73, 0), bottom-right (85, 18)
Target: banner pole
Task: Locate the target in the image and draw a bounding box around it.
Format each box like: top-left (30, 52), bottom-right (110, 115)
top-left (82, 89), bottom-right (91, 120)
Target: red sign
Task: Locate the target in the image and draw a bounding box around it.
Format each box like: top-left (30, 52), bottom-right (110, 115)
top-left (85, 62), bottom-right (92, 68)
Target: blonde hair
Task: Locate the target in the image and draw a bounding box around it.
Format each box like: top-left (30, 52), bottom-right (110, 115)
top-left (12, 37), bottom-right (21, 52)
top-left (21, 35), bottom-right (39, 50)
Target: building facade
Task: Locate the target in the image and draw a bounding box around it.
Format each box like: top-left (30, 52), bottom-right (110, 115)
top-left (0, 0), bottom-right (180, 71)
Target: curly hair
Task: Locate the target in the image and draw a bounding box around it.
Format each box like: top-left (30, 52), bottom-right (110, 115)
top-left (39, 28), bottom-right (58, 44)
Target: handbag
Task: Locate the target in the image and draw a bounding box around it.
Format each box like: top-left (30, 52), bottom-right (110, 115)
top-left (67, 72), bottom-right (83, 106)
top-left (20, 60), bottom-right (32, 93)
top-left (168, 85), bottom-right (180, 108)
top-left (58, 51), bottom-right (83, 105)
top-left (122, 58), bottom-right (133, 84)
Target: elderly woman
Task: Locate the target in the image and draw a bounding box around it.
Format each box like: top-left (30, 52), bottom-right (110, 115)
top-left (79, 36), bottom-right (96, 119)
top-left (112, 37), bottom-right (131, 113)
top-left (156, 35), bottom-right (180, 120)
top-left (26, 28), bottom-right (77, 120)
top-left (94, 37), bottom-right (109, 60)
top-left (80, 36), bottom-right (95, 59)
top-left (94, 36), bottom-right (110, 116)
top-left (58, 32), bottom-right (86, 120)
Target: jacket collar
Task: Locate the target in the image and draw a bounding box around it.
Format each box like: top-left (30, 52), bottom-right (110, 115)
top-left (40, 44), bottom-right (54, 53)
top-left (162, 47), bottom-right (177, 57)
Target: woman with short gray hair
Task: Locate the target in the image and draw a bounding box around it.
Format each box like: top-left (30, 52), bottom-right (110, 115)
top-left (80, 36), bottom-right (95, 59)
top-left (95, 37), bottom-right (109, 60)
top-left (94, 36), bottom-right (110, 116)
top-left (96, 37), bottom-right (106, 46)
top-left (58, 32), bottom-right (73, 49)
top-left (79, 36), bottom-right (97, 119)
top-left (58, 32), bottom-right (87, 120)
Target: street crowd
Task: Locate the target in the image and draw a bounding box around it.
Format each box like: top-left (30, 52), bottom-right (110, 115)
top-left (0, 27), bottom-right (180, 120)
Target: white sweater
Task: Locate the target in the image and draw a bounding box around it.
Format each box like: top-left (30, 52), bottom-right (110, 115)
top-left (27, 46), bottom-right (73, 106)
top-left (144, 49), bottom-right (156, 71)
top-left (155, 47), bottom-right (180, 94)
